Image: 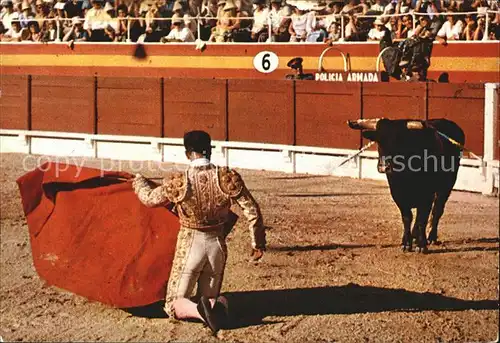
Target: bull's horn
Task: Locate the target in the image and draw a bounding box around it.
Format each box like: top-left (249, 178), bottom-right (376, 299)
top-left (347, 118), bottom-right (380, 130)
top-left (406, 121), bottom-right (425, 129)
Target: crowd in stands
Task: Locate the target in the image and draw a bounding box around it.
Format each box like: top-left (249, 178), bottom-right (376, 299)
top-left (0, 0), bottom-right (498, 43)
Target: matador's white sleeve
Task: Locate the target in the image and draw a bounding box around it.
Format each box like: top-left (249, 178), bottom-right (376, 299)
top-left (132, 174), bottom-right (170, 208)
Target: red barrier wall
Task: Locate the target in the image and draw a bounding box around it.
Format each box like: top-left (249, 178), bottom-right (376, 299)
top-left (164, 79), bottom-right (227, 140)
top-left (0, 75), bottom-right (489, 160)
top-left (428, 83), bottom-right (484, 157)
top-left (0, 75), bottom-right (29, 130)
top-left (295, 81), bottom-right (360, 149)
top-left (97, 78), bottom-right (161, 137)
top-left (31, 76), bottom-right (94, 133)
top-left (228, 80), bottom-right (294, 145)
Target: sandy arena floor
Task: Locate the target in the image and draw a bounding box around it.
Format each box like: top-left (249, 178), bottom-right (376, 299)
top-left (0, 153), bottom-right (499, 342)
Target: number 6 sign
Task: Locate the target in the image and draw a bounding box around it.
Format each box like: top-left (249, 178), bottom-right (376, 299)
top-left (253, 51), bottom-right (279, 74)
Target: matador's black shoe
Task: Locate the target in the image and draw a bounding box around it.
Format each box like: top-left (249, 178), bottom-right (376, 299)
top-left (197, 296), bottom-right (220, 335)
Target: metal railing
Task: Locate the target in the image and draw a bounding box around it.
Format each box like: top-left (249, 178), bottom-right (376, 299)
top-left (4, 10), bottom-right (499, 43)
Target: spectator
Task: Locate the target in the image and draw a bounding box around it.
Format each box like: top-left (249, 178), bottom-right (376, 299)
top-left (385, 14), bottom-right (399, 39)
top-left (63, 15), bottom-right (89, 40)
top-left (341, 0), bottom-right (360, 15)
top-left (371, 0), bottom-right (387, 12)
top-left (209, 0), bottom-right (240, 42)
top-left (65, 0), bottom-right (83, 19)
top-left (114, 4), bottom-right (127, 41)
top-left (344, 14), bottom-right (360, 40)
top-left (269, 0), bottom-right (291, 42)
top-left (462, 13), bottom-right (476, 40)
top-left (395, 0), bottom-right (412, 13)
top-left (326, 21), bottom-right (341, 41)
top-left (42, 18), bottom-right (62, 41)
top-left (19, 1), bottom-right (34, 28)
top-left (473, 13), bottom-right (486, 40)
top-left (307, 1), bottom-right (329, 42)
top-left (396, 13), bottom-right (414, 39)
top-left (25, 20), bottom-right (43, 41)
top-left (161, 13), bottom-right (195, 41)
top-left (84, 0), bottom-right (113, 41)
top-left (2, 18), bottom-right (22, 40)
top-left (184, 11), bottom-right (197, 36)
top-left (436, 9), bottom-right (463, 42)
top-left (34, 0), bottom-right (46, 28)
top-left (2, 0), bottom-right (18, 30)
top-left (250, 0), bottom-right (268, 41)
top-left (289, 5), bottom-right (308, 42)
top-left (137, 18), bottom-right (163, 41)
top-left (368, 17), bottom-right (391, 41)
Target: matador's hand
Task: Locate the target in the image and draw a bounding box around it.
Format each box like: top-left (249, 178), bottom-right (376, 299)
top-left (249, 248), bottom-right (264, 263)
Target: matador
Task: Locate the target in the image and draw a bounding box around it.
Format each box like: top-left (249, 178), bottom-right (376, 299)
top-left (132, 130), bottom-right (266, 334)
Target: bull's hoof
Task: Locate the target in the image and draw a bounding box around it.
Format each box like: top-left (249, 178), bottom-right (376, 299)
top-left (401, 245), bottom-right (413, 252)
top-left (415, 246), bottom-right (428, 254)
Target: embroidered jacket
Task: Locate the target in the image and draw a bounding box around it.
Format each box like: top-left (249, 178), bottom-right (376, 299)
top-left (132, 164), bottom-right (266, 249)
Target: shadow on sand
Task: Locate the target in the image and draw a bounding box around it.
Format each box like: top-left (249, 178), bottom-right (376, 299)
top-left (123, 283), bottom-right (498, 329)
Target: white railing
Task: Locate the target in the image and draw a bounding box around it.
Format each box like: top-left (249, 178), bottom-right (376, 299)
top-left (3, 10), bottom-right (498, 44)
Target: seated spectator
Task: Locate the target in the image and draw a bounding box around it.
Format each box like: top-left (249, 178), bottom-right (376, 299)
top-left (289, 5), bottom-right (309, 42)
top-left (25, 20), bottom-right (43, 41)
top-left (436, 9), bottom-right (463, 42)
top-left (63, 16), bottom-right (89, 41)
top-left (473, 13), bottom-right (486, 40)
top-left (326, 21), bottom-right (341, 41)
top-left (137, 19), bottom-right (163, 41)
top-left (307, 1), bottom-right (329, 42)
top-left (184, 12), bottom-right (197, 37)
top-left (385, 14), bottom-right (399, 39)
top-left (209, 0), bottom-right (240, 42)
top-left (161, 14), bottom-right (195, 41)
top-left (2, 18), bottom-right (22, 41)
top-left (19, 1), bottom-right (34, 28)
top-left (34, 0), bottom-right (46, 28)
top-left (65, 0), bottom-right (83, 19)
top-left (396, 14), bottom-right (414, 39)
top-left (414, 15), bottom-right (441, 40)
top-left (83, 0), bottom-right (113, 41)
top-left (2, 0), bottom-right (18, 30)
top-left (462, 13), bottom-right (476, 40)
top-left (250, 0), bottom-right (268, 41)
top-left (115, 4), bottom-right (128, 41)
top-left (395, 0), bottom-right (412, 14)
top-left (344, 14), bottom-right (360, 40)
top-left (341, 0), bottom-right (361, 15)
top-left (370, 0), bottom-right (387, 12)
top-left (368, 17), bottom-right (391, 42)
top-left (42, 18), bottom-right (62, 41)
top-left (269, 0), bottom-right (291, 42)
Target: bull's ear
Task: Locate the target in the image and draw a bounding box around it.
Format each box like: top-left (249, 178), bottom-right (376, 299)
top-left (362, 130), bottom-right (378, 142)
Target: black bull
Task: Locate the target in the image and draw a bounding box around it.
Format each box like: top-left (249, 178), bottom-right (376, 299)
top-left (347, 118), bottom-right (465, 253)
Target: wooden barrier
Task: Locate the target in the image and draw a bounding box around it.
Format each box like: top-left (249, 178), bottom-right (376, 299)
top-left (97, 77), bottom-right (162, 137)
top-left (0, 75), bottom-right (29, 130)
top-left (228, 80), bottom-right (294, 145)
top-left (428, 83), bottom-right (485, 157)
top-left (164, 78), bottom-right (227, 140)
top-left (31, 76), bottom-right (95, 133)
top-left (0, 75), bottom-right (490, 159)
top-left (295, 81), bottom-right (361, 149)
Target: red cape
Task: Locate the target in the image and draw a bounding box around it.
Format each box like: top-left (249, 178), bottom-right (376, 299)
top-left (16, 162), bottom-right (180, 308)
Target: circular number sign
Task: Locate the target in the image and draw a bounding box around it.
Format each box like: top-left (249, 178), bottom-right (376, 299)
top-left (253, 51), bottom-right (279, 74)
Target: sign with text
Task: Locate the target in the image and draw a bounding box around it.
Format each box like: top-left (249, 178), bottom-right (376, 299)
top-left (315, 72), bottom-right (382, 82)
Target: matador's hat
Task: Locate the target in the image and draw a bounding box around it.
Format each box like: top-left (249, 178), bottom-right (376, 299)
top-left (184, 130), bottom-right (212, 156)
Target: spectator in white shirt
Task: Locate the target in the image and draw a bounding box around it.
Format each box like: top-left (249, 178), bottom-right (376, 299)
top-left (2, 18), bottom-right (22, 41)
top-left (288, 5), bottom-right (309, 42)
top-left (368, 17), bottom-right (391, 41)
top-left (2, 0), bottom-right (18, 30)
top-left (436, 9), bottom-right (463, 42)
top-left (161, 16), bottom-right (195, 42)
top-left (251, 0), bottom-right (269, 41)
top-left (269, 0), bottom-right (291, 42)
top-left (370, 0), bottom-right (387, 12)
